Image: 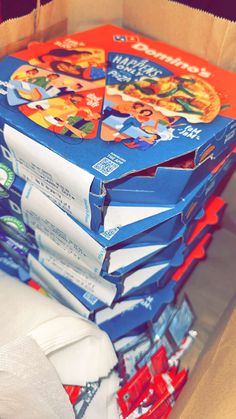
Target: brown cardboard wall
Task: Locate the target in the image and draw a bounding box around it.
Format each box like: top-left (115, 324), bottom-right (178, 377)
top-left (66, 0), bottom-right (123, 33)
top-left (0, 11), bottom-right (36, 59)
top-left (123, 0), bottom-right (236, 71)
top-left (0, 0), bottom-right (235, 71)
top-left (0, 2), bottom-right (235, 416)
top-left (170, 292), bottom-right (236, 419)
top-left (0, 0), bottom-right (123, 59)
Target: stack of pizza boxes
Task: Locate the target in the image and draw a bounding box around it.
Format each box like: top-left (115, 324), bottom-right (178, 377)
top-left (0, 25), bottom-right (235, 341)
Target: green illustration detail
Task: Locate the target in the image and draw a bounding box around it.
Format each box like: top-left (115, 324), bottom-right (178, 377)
top-left (0, 216), bottom-right (26, 234)
top-left (0, 163), bottom-right (15, 189)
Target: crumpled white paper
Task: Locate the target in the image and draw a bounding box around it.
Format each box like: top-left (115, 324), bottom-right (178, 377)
top-left (0, 273), bottom-right (117, 386)
top-left (83, 371), bottom-right (120, 419)
top-left (0, 335), bottom-right (75, 419)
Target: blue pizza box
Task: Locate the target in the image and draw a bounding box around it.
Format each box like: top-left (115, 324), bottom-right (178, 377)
top-left (0, 116), bottom-right (235, 234)
top-left (0, 248), bottom-right (20, 276)
top-left (0, 186), bottom-right (186, 280)
top-left (0, 199), bottom-right (220, 323)
top-left (0, 204), bottom-right (36, 249)
top-left (26, 254), bottom-right (106, 317)
top-left (0, 162), bottom-right (191, 248)
top-left (105, 143), bottom-right (235, 207)
top-left (124, 196), bottom-right (226, 297)
top-left (0, 227), bottom-right (200, 321)
top-left (0, 222), bottom-right (121, 306)
top-left (0, 149), bottom-right (234, 279)
top-left (0, 197), bottom-right (210, 310)
top-left (95, 234), bottom-right (212, 342)
top-left (0, 216), bottom-right (184, 308)
top-left (0, 199), bottom-right (221, 311)
top-left (0, 226), bottom-right (118, 309)
top-left (0, 201), bottom-right (202, 307)
top-left (17, 258), bottom-right (105, 318)
top-left (0, 24), bottom-right (235, 233)
top-left (0, 193), bottom-right (208, 300)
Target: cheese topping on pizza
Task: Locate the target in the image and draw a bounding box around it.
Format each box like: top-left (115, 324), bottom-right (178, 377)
top-left (109, 75), bottom-right (221, 123)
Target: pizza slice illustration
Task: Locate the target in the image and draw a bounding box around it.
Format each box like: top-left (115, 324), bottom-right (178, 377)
top-left (7, 64), bottom-right (104, 139)
top-left (107, 74), bottom-right (221, 124)
top-left (19, 87), bottom-right (104, 139)
top-left (26, 45), bottom-right (106, 83)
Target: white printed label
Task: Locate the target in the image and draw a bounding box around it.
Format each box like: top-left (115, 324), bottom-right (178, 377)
top-left (3, 124), bottom-right (94, 227)
top-left (28, 254), bottom-right (90, 317)
top-left (21, 183), bottom-right (105, 273)
top-left (35, 230), bottom-right (116, 305)
top-left (35, 230), bottom-right (90, 272)
top-left (39, 249), bottom-right (116, 305)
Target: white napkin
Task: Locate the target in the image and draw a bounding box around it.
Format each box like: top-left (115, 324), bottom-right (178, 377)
top-left (83, 371), bottom-right (120, 419)
top-left (0, 272), bottom-right (117, 386)
top-left (0, 335), bottom-right (74, 419)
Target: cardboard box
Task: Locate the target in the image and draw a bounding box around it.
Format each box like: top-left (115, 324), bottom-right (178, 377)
top-left (0, 149), bottom-right (234, 281)
top-left (0, 4), bottom-right (235, 416)
top-left (0, 25), bottom-right (235, 232)
top-left (0, 203), bottom-right (203, 306)
top-left (0, 1), bottom-right (235, 72)
top-left (0, 248), bottom-right (20, 276)
top-left (0, 229), bottom-right (211, 332)
top-left (95, 234), bottom-right (212, 341)
top-left (0, 194), bottom-right (225, 316)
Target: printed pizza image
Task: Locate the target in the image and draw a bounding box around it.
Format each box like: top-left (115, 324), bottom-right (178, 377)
top-left (107, 75), bottom-right (221, 123)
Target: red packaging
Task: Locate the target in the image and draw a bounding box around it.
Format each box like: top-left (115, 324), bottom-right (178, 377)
top-left (63, 385), bottom-right (81, 406)
top-left (118, 346), bottom-right (168, 417)
top-left (139, 369), bottom-right (188, 418)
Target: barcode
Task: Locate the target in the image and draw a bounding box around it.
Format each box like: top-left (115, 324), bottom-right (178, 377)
top-left (92, 157), bottom-right (119, 176)
top-left (83, 291), bottom-right (98, 305)
top-left (100, 226), bottom-right (120, 240)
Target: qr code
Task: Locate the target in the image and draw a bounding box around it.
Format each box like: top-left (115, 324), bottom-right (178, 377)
top-left (83, 291), bottom-right (98, 306)
top-left (92, 157), bottom-right (119, 176)
top-left (100, 226), bottom-right (120, 240)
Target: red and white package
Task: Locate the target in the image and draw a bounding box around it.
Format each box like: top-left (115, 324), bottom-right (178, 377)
top-left (118, 346), bottom-right (168, 417)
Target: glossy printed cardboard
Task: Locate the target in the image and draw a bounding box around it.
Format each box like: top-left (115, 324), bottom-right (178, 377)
top-left (0, 25), bottom-right (235, 232)
top-left (95, 234), bottom-right (212, 341)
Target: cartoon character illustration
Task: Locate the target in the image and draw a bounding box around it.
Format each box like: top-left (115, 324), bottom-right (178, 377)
top-left (11, 73), bottom-right (61, 103)
top-left (11, 67), bottom-right (39, 82)
top-left (47, 93), bottom-right (101, 137)
top-left (8, 63), bottom-right (103, 108)
top-left (7, 60), bottom-right (104, 139)
top-left (115, 132), bottom-right (161, 150)
top-left (9, 82), bottom-right (44, 103)
top-left (27, 72), bottom-right (60, 89)
top-left (101, 100), bottom-right (156, 140)
top-left (19, 89), bottom-right (103, 139)
top-left (108, 75), bottom-right (221, 123)
top-left (8, 67), bottom-right (52, 104)
top-left (28, 48), bottom-right (106, 81)
top-left (60, 108), bottom-right (101, 138)
top-left (101, 93), bottom-right (181, 149)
